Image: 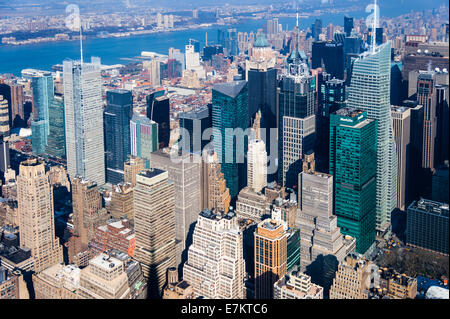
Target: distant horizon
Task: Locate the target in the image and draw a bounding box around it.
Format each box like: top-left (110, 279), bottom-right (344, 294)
top-left (0, 0), bottom-right (448, 16)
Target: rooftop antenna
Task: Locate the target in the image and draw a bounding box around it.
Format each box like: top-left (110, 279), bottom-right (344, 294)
top-left (372, 0), bottom-right (377, 53)
top-left (296, 12), bottom-right (299, 28)
top-left (79, 15), bottom-right (83, 64)
top-left (205, 31), bottom-right (208, 46)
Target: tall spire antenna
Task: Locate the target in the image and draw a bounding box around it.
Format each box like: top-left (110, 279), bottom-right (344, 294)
top-left (296, 12), bottom-right (299, 28)
top-left (79, 15), bottom-right (83, 64)
top-left (372, 0), bottom-right (377, 52)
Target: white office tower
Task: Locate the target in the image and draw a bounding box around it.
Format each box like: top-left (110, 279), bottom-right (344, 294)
top-left (63, 57), bottom-right (105, 185)
top-left (347, 41), bottom-right (397, 232)
top-left (149, 148), bottom-right (202, 266)
top-left (183, 209), bottom-right (246, 299)
top-left (247, 138), bottom-right (267, 193)
top-left (185, 44), bottom-right (205, 79)
top-left (149, 59), bottom-right (161, 87)
top-left (185, 45), bottom-right (199, 69)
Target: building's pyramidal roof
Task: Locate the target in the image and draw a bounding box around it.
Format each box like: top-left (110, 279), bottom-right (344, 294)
top-left (213, 80), bottom-right (247, 98)
top-left (254, 33), bottom-right (270, 48)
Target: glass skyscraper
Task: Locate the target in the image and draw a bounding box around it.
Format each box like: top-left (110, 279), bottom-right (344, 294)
top-left (329, 108), bottom-right (377, 254)
top-left (247, 67), bottom-right (277, 182)
top-left (46, 94), bottom-right (65, 159)
top-left (316, 73), bottom-right (346, 173)
top-left (31, 71), bottom-right (53, 155)
top-left (63, 57), bottom-right (105, 185)
top-left (212, 80), bottom-right (248, 199)
top-left (347, 42), bottom-right (397, 233)
top-left (147, 93), bottom-right (170, 149)
top-left (130, 113), bottom-right (158, 168)
top-left (311, 41), bottom-right (345, 80)
top-left (178, 104), bottom-right (211, 154)
top-left (344, 16), bottom-right (354, 37)
top-left (277, 52), bottom-right (316, 188)
top-left (104, 89), bottom-right (133, 184)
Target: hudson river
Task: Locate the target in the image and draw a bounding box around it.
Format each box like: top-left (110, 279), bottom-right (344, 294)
top-left (0, 0), bottom-right (445, 76)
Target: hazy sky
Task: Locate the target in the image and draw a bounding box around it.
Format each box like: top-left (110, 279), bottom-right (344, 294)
top-left (0, 0), bottom-right (448, 14)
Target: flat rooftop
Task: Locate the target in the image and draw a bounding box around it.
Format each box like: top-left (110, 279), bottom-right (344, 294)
top-left (200, 209), bottom-right (235, 221)
top-left (179, 106), bottom-right (209, 120)
top-left (335, 107), bottom-right (364, 117)
top-left (409, 199), bottom-right (449, 218)
top-left (90, 253), bottom-right (123, 271)
top-left (138, 168), bottom-right (166, 179)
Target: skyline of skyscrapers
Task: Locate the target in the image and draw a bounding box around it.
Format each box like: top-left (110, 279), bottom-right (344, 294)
top-left (0, 2), bottom-right (448, 302)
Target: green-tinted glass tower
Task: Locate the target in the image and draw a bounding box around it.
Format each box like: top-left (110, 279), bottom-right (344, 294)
top-left (130, 113), bottom-right (158, 169)
top-left (31, 71), bottom-right (53, 155)
top-left (45, 94), bottom-right (65, 158)
top-left (329, 108), bottom-right (377, 254)
top-left (212, 80), bottom-right (248, 199)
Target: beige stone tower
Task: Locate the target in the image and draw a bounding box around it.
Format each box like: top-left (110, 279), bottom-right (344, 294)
top-left (17, 158), bottom-right (63, 273)
top-left (183, 209), bottom-right (246, 299)
top-left (68, 177), bottom-right (108, 266)
top-left (201, 151), bottom-right (231, 214)
top-left (124, 156), bottom-right (145, 187)
top-left (254, 219), bottom-right (288, 299)
top-left (133, 168), bottom-right (176, 298)
top-left (329, 253), bottom-right (372, 299)
top-left (110, 183), bottom-right (134, 221)
top-left (0, 95), bottom-right (10, 136)
top-left (71, 176), bottom-right (103, 245)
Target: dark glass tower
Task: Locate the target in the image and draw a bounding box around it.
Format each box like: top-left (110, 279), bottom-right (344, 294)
top-left (247, 66), bottom-right (277, 181)
top-left (344, 16), bottom-right (354, 37)
top-left (278, 52), bottom-right (316, 189)
top-left (329, 108), bottom-right (377, 254)
top-left (179, 104), bottom-right (212, 154)
top-left (406, 199), bottom-right (449, 255)
top-left (312, 19), bottom-right (322, 41)
top-left (147, 94), bottom-right (170, 149)
top-left (104, 89), bottom-right (133, 184)
top-left (311, 41), bottom-right (344, 80)
top-left (435, 85), bottom-right (449, 167)
top-left (315, 73), bottom-right (345, 173)
top-left (0, 135), bottom-right (9, 178)
top-left (202, 45), bottom-right (223, 62)
top-left (212, 80), bottom-right (248, 199)
top-left (189, 38), bottom-right (200, 53)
